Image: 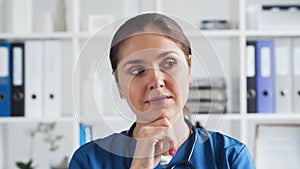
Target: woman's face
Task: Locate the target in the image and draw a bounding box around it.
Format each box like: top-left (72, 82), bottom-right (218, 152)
top-left (115, 34), bottom-right (191, 123)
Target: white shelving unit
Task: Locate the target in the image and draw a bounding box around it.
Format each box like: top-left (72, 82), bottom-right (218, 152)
top-left (1, 0), bottom-right (300, 168)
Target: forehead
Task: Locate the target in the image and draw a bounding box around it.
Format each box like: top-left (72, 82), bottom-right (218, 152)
top-left (118, 34), bottom-right (183, 63)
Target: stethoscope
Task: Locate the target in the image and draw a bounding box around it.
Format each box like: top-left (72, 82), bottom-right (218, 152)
top-left (125, 119), bottom-right (197, 169)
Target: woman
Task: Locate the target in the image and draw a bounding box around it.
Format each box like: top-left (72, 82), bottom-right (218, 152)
top-left (69, 13), bottom-right (255, 169)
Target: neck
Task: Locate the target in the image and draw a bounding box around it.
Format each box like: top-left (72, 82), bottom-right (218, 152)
top-left (168, 113), bottom-right (191, 154)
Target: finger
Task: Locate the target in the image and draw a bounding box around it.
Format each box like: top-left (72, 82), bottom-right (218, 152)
top-left (155, 140), bottom-right (164, 157)
top-left (169, 147), bottom-right (177, 157)
top-left (156, 132), bottom-right (177, 156)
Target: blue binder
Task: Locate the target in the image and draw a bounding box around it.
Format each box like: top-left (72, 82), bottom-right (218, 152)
top-left (79, 123), bottom-right (86, 146)
top-left (255, 40), bottom-right (275, 113)
top-left (0, 42), bottom-right (12, 117)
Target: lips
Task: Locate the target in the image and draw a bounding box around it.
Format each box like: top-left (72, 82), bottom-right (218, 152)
top-left (146, 95), bottom-right (172, 104)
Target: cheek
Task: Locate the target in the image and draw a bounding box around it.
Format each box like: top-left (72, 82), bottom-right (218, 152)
top-left (170, 69), bottom-right (190, 104)
top-left (124, 78), bottom-right (145, 109)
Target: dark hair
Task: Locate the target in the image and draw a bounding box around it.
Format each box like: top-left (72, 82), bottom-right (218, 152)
top-left (109, 13), bottom-right (191, 73)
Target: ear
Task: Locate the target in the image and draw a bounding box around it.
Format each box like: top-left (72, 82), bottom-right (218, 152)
top-left (188, 55), bottom-right (193, 86)
top-left (188, 55), bottom-right (192, 73)
top-left (112, 71), bottom-right (125, 99)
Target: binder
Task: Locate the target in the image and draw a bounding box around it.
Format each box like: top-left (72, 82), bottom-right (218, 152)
top-left (293, 38), bottom-right (300, 113)
top-left (0, 42), bottom-right (11, 117)
top-left (44, 40), bottom-right (62, 118)
top-left (5, 0), bottom-right (33, 33)
top-left (79, 123), bottom-right (86, 146)
top-left (246, 41), bottom-right (257, 113)
top-left (25, 40), bottom-right (44, 118)
top-left (256, 40), bottom-right (275, 113)
top-left (274, 38), bottom-right (292, 113)
top-left (11, 43), bottom-right (25, 116)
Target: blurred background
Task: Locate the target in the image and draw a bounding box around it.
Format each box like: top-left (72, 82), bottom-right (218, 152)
top-left (0, 0), bottom-right (300, 168)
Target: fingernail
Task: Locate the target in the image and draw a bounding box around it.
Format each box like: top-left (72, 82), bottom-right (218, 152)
top-left (169, 147), bottom-right (177, 157)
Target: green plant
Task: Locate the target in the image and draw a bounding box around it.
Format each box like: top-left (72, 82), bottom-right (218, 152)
top-left (15, 159), bottom-right (34, 169)
top-left (15, 122), bottom-right (63, 169)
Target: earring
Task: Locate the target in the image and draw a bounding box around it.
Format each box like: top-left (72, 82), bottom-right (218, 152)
top-left (119, 91), bottom-right (125, 99)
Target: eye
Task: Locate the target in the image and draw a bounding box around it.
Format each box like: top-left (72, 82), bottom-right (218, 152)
top-left (130, 67), bottom-right (145, 75)
top-left (162, 59), bottom-right (176, 69)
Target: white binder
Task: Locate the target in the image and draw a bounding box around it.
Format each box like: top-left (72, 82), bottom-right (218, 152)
top-left (293, 38), bottom-right (300, 113)
top-left (274, 38), bottom-right (292, 113)
top-left (25, 40), bottom-right (44, 118)
top-left (44, 40), bottom-right (62, 118)
top-left (5, 0), bottom-right (33, 33)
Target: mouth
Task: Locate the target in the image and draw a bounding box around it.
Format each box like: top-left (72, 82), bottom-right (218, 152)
top-left (146, 95), bottom-right (172, 105)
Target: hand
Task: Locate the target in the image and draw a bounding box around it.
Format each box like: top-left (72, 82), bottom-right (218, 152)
top-left (130, 118), bottom-right (177, 169)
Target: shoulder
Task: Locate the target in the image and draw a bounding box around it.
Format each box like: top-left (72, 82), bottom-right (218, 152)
top-left (196, 128), bottom-right (245, 150)
top-left (69, 131), bottom-right (133, 168)
top-left (195, 128), bottom-right (256, 168)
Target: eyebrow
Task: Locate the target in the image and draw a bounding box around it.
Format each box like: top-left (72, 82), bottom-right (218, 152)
top-left (121, 51), bottom-right (179, 68)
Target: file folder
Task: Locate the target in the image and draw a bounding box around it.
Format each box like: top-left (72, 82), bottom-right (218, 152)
top-left (11, 43), bottom-right (25, 116)
top-left (25, 40), bottom-right (43, 118)
top-left (256, 40), bottom-right (275, 113)
top-left (5, 0), bottom-right (33, 33)
top-left (246, 41), bottom-right (257, 113)
top-left (0, 42), bottom-right (11, 117)
top-left (44, 40), bottom-right (62, 118)
top-left (274, 38), bottom-right (292, 113)
top-left (293, 38), bottom-right (300, 113)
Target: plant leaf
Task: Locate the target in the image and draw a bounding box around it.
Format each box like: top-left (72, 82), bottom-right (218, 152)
top-left (16, 162), bottom-right (27, 169)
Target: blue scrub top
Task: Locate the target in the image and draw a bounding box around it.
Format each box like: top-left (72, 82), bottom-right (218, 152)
top-left (69, 121), bottom-right (256, 169)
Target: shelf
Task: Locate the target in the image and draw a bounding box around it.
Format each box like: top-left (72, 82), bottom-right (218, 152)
top-left (192, 113), bottom-right (300, 121)
top-left (76, 32), bottom-right (112, 39)
top-left (245, 30), bottom-right (300, 37)
top-left (192, 30), bottom-right (240, 38)
top-left (0, 30), bottom-right (242, 40)
top-left (78, 114), bottom-right (300, 124)
top-left (192, 114), bottom-right (241, 121)
top-left (0, 32), bottom-right (75, 39)
top-left (0, 116), bottom-right (76, 124)
top-left (75, 30), bottom-right (241, 39)
top-left (243, 114), bottom-right (300, 121)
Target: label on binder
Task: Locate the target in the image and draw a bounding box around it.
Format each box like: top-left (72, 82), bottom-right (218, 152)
top-left (0, 48), bottom-right (9, 76)
top-left (275, 46), bottom-right (288, 75)
top-left (247, 45), bottom-right (255, 77)
top-left (13, 47), bottom-right (23, 86)
top-left (261, 47), bottom-right (271, 77)
top-left (294, 48), bottom-right (300, 75)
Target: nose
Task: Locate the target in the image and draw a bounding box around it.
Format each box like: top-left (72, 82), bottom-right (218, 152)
top-left (147, 68), bottom-right (165, 90)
